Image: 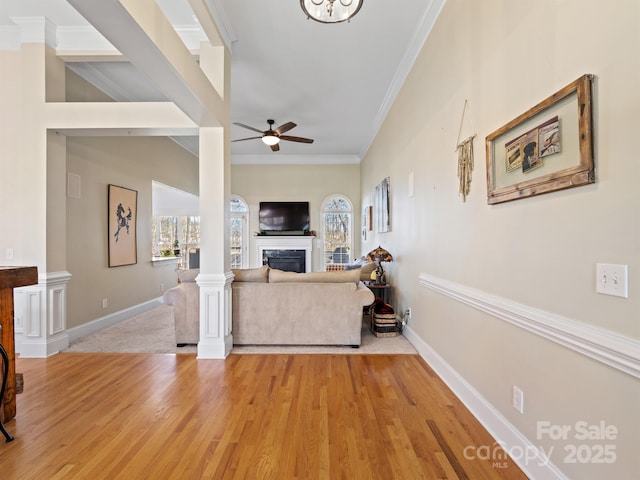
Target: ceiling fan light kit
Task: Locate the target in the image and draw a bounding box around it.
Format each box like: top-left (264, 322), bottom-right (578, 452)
top-left (300, 0), bottom-right (363, 24)
top-left (262, 135), bottom-right (280, 146)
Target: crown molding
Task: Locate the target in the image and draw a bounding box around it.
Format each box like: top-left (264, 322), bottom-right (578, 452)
top-left (359, 0), bottom-right (447, 159)
top-left (231, 154), bottom-right (361, 165)
top-left (204, 0), bottom-right (237, 51)
top-left (10, 17), bottom-right (57, 47)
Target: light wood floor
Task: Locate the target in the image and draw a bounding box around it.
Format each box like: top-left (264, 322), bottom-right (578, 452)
top-left (1, 353), bottom-right (527, 479)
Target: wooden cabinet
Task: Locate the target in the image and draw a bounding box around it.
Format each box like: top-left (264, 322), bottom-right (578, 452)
top-left (0, 266), bottom-right (38, 422)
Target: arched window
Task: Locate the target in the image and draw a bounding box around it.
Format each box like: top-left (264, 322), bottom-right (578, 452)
top-left (230, 195), bottom-right (249, 269)
top-left (321, 195), bottom-right (353, 270)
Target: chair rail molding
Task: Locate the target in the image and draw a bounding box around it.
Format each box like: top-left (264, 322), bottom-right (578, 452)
top-left (418, 273), bottom-right (640, 379)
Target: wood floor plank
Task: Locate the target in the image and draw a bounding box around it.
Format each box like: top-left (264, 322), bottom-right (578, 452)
top-left (0, 353), bottom-right (528, 479)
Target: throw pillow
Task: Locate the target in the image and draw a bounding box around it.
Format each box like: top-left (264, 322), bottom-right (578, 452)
top-left (232, 265), bottom-right (269, 282)
top-left (343, 255), bottom-right (367, 270)
top-left (177, 268), bottom-right (200, 283)
top-left (360, 262), bottom-right (376, 281)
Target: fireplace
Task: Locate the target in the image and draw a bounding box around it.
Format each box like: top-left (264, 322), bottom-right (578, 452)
top-left (263, 249), bottom-right (305, 273)
top-left (254, 235), bottom-right (314, 272)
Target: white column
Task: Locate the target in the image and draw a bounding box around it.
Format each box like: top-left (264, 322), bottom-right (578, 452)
top-left (196, 272), bottom-right (233, 358)
top-left (6, 25), bottom-right (71, 358)
top-left (197, 126), bottom-right (232, 358)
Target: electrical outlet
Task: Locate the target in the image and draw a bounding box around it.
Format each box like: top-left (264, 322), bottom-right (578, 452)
top-left (596, 263), bottom-right (628, 298)
top-left (5, 248), bottom-right (14, 260)
top-left (102, 298), bottom-right (108, 309)
top-left (512, 386), bottom-right (524, 414)
top-left (160, 283), bottom-right (165, 292)
top-left (406, 308), bottom-right (412, 322)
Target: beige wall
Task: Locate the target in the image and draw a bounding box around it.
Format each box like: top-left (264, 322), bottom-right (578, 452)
top-left (66, 136), bottom-right (198, 328)
top-left (361, 0), bottom-right (639, 478)
top-left (62, 69), bottom-right (199, 329)
top-left (3, 2), bottom-right (637, 475)
top-left (231, 163), bottom-right (361, 270)
top-left (0, 50), bottom-right (26, 263)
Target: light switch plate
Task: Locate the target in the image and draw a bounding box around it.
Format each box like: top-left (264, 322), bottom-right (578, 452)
top-left (512, 385), bottom-right (524, 414)
top-left (596, 263), bottom-right (628, 298)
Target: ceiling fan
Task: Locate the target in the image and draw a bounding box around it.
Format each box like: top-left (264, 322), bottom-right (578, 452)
top-left (232, 119), bottom-right (314, 152)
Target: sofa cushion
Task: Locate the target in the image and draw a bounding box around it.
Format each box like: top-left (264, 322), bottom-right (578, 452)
top-left (359, 262), bottom-right (376, 281)
top-left (232, 265), bottom-right (269, 283)
top-left (269, 268), bottom-right (361, 284)
top-left (177, 268), bottom-right (199, 283)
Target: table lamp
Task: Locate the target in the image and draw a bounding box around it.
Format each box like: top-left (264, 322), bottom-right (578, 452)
top-left (366, 246), bottom-right (393, 284)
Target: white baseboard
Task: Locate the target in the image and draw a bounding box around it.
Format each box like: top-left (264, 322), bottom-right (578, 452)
top-left (66, 297), bottom-right (164, 343)
top-left (407, 272), bottom-right (640, 479)
top-left (197, 334), bottom-right (233, 359)
top-left (404, 325), bottom-right (568, 480)
top-left (18, 332), bottom-right (70, 358)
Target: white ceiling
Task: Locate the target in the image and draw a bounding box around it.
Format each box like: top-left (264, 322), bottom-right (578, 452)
top-left (152, 181), bottom-right (199, 216)
top-left (1, 0), bottom-right (444, 163)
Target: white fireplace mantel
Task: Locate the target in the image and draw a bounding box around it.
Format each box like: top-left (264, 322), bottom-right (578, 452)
top-left (254, 235), bottom-right (315, 272)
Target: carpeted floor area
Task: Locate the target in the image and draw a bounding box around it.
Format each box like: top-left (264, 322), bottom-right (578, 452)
top-left (64, 304), bottom-right (417, 355)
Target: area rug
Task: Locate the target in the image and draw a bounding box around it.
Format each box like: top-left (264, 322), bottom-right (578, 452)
top-left (65, 304), bottom-right (417, 355)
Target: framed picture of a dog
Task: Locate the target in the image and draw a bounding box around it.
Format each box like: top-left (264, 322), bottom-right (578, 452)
top-left (108, 184), bottom-right (138, 267)
top-left (485, 74), bottom-right (594, 204)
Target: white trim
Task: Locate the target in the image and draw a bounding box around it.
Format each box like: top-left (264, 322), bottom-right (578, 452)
top-left (65, 297), bottom-right (164, 343)
top-left (196, 272), bottom-right (234, 359)
top-left (15, 271), bottom-right (72, 357)
top-left (11, 16), bottom-right (57, 47)
top-left (321, 194), bottom-right (354, 268)
top-left (231, 154), bottom-right (361, 165)
top-left (41, 270), bottom-right (73, 285)
top-left (205, 0), bottom-right (237, 51)
top-left (359, 0), bottom-right (446, 159)
top-left (404, 325), bottom-right (568, 480)
top-left (254, 236), bottom-right (315, 272)
top-left (151, 256), bottom-right (181, 267)
top-left (418, 273), bottom-right (640, 379)
top-left (230, 195), bottom-right (250, 269)
top-left (18, 332), bottom-right (69, 358)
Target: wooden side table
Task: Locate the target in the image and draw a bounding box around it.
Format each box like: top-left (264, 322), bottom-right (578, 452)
top-left (363, 281), bottom-right (392, 306)
top-left (0, 266), bottom-right (38, 423)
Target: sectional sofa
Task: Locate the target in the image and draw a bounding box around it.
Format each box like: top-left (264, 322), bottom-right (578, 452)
top-left (163, 266), bottom-right (375, 347)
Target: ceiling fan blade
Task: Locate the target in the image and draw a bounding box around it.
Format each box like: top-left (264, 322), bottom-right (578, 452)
top-left (280, 135), bottom-right (314, 144)
top-left (274, 122), bottom-right (296, 135)
top-left (231, 136), bottom-right (262, 142)
top-left (234, 122), bottom-right (265, 134)
top-left (270, 143), bottom-right (280, 152)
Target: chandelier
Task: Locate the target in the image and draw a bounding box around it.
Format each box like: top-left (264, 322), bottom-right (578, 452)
top-left (300, 0), bottom-right (363, 24)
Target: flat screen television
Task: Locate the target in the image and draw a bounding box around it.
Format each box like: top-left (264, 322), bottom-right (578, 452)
top-left (259, 201), bottom-right (310, 234)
